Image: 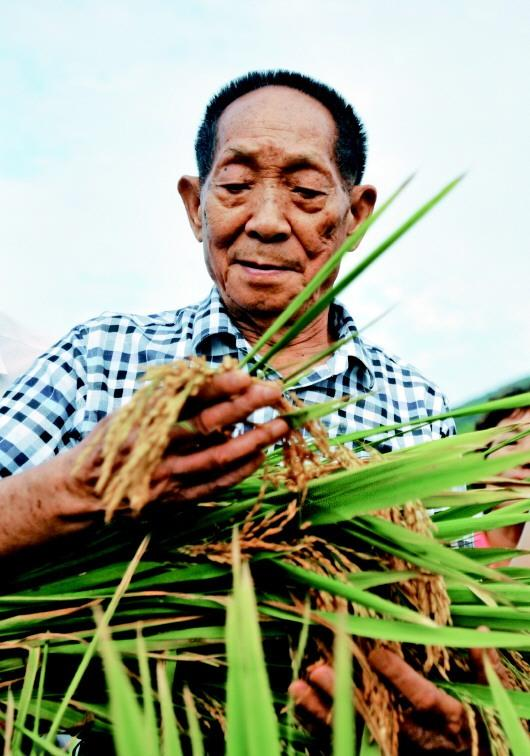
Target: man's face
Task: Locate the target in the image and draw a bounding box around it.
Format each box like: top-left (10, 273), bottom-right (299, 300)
top-left (179, 86), bottom-right (375, 321)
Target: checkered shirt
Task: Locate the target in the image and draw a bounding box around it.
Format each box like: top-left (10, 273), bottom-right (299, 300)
top-left (0, 287), bottom-right (471, 545)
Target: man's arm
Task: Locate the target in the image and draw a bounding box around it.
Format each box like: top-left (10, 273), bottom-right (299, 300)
top-left (0, 371), bottom-right (289, 557)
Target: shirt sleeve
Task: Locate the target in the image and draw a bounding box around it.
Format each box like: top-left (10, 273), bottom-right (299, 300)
top-left (0, 325), bottom-right (88, 477)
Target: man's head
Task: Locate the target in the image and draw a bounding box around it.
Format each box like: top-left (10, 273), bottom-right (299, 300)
top-left (476, 386), bottom-right (530, 481)
top-left (195, 70), bottom-right (368, 188)
top-left (178, 70), bottom-right (376, 325)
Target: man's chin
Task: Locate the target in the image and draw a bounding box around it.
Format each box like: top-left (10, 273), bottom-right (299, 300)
top-left (222, 277), bottom-right (303, 317)
top-left (223, 291), bottom-right (296, 322)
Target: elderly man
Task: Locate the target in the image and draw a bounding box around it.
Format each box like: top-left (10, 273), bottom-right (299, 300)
top-left (0, 69), bottom-right (506, 753)
top-left (0, 71), bottom-right (454, 559)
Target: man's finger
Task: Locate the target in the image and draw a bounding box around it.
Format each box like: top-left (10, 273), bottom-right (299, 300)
top-left (154, 418), bottom-right (289, 479)
top-left (368, 648), bottom-right (465, 729)
top-left (191, 382), bottom-right (284, 435)
top-left (307, 663), bottom-right (335, 698)
top-left (176, 453), bottom-right (265, 501)
top-left (289, 679), bottom-right (332, 725)
top-left (193, 370), bottom-right (253, 402)
top-left (469, 627), bottom-right (512, 688)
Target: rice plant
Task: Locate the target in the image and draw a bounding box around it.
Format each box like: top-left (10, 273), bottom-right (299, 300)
top-left (1, 177), bottom-right (529, 755)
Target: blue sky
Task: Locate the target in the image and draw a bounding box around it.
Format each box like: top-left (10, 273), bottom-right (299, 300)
top-left (1, 0), bottom-right (529, 403)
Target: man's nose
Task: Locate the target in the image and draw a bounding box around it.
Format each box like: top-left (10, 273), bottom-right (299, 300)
top-left (245, 187), bottom-right (291, 242)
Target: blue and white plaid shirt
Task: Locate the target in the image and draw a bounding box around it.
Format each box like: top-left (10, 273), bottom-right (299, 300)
top-left (0, 287), bottom-right (455, 478)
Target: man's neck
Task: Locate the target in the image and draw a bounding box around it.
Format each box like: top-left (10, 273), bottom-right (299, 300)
top-left (235, 308), bottom-right (332, 375)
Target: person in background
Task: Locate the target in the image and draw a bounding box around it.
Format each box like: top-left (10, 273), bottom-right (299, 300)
top-left (474, 385), bottom-right (530, 566)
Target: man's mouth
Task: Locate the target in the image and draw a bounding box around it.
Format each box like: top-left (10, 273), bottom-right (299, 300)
top-left (233, 260), bottom-right (298, 273)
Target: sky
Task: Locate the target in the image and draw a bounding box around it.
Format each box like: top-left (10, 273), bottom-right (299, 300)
top-left (1, 0), bottom-right (529, 404)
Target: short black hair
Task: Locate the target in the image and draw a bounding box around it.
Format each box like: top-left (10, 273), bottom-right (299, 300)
top-left (195, 70), bottom-right (367, 186)
top-left (475, 384), bottom-right (530, 430)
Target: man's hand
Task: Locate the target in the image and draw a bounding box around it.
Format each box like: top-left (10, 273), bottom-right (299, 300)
top-left (79, 369), bottom-right (288, 506)
top-left (289, 643), bottom-right (510, 753)
top-left (0, 370), bottom-right (288, 556)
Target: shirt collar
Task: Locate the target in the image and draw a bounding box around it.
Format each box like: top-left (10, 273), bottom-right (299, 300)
top-left (328, 299), bottom-right (375, 388)
top-left (190, 287), bottom-right (245, 356)
top-left (190, 287), bottom-right (374, 388)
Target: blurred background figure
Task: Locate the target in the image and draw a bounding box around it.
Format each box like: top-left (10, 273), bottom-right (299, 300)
top-left (474, 385), bottom-right (530, 565)
top-left (0, 312), bottom-right (49, 395)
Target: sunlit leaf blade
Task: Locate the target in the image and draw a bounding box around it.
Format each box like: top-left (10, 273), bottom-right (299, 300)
top-left (136, 629), bottom-right (159, 756)
top-left (286, 599), bottom-right (310, 756)
top-left (43, 535), bottom-right (149, 746)
top-left (306, 444), bottom-right (530, 527)
top-left (183, 686), bottom-right (204, 756)
top-left (332, 615), bottom-right (355, 756)
top-left (251, 175), bottom-right (462, 372)
top-left (282, 334), bottom-right (358, 388)
top-left (319, 611), bottom-right (530, 649)
top-left (12, 646), bottom-right (40, 752)
top-left (334, 391), bottom-right (530, 447)
top-left (30, 641), bottom-right (49, 754)
top-left (484, 655), bottom-right (529, 755)
top-left (281, 393), bottom-right (368, 429)
top-left (10, 721), bottom-right (72, 756)
top-left (226, 534), bottom-right (280, 756)
top-left (97, 615), bottom-right (148, 756)
top-left (156, 660), bottom-right (184, 756)
top-left (439, 682), bottom-right (530, 719)
top-left (359, 723), bottom-right (381, 755)
top-left (435, 499), bottom-right (530, 542)
top-left (278, 562), bottom-right (437, 625)
top-left (3, 686), bottom-right (15, 755)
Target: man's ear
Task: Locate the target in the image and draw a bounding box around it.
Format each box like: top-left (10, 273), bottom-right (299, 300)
top-left (347, 184), bottom-right (377, 238)
top-left (178, 175), bottom-right (203, 242)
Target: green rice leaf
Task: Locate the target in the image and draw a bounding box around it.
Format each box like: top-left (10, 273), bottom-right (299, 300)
top-left (10, 720), bottom-right (74, 756)
top-left (286, 599), bottom-right (310, 756)
top-left (333, 392), bottom-right (530, 447)
top-left (439, 682), bottom-right (530, 719)
top-left (306, 445), bottom-right (530, 528)
top-left (278, 562), bottom-right (437, 625)
top-left (281, 393), bottom-right (369, 429)
top-left (12, 646), bottom-right (40, 752)
top-left (251, 175), bottom-right (461, 373)
top-left (30, 641), bottom-right (49, 754)
top-left (261, 605), bottom-right (530, 649)
top-left (484, 655), bottom-right (529, 754)
top-left (136, 628), bottom-right (159, 756)
top-left (97, 612), bottom-right (149, 756)
top-left (332, 614), bottom-right (355, 756)
top-left (226, 533), bottom-right (280, 756)
top-left (359, 723), bottom-right (381, 755)
top-left (2, 686), bottom-right (15, 755)
top-left (183, 686), bottom-right (204, 756)
top-left (282, 334), bottom-right (359, 388)
top-left (156, 660), bottom-right (184, 756)
top-left (43, 535), bottom-right (150, 746)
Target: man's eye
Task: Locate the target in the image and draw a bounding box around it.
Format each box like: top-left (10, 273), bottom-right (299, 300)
top-left (220, 183), bottom-right (250, 194)
top-left (293, 187), bottom-right (325, 200)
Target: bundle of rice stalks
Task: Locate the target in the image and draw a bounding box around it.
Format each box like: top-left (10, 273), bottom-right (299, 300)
top-left (1, 177), bottom-right (530, 755)
top-left (2, 359), bottom-right (530, 754)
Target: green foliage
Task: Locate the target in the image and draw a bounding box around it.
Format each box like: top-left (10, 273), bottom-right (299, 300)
top-left (1, 177), bottom-right (529, 754)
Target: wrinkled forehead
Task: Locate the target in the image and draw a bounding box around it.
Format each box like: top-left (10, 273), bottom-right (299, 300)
top-left (214, 86), bottom-right (338, 166)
